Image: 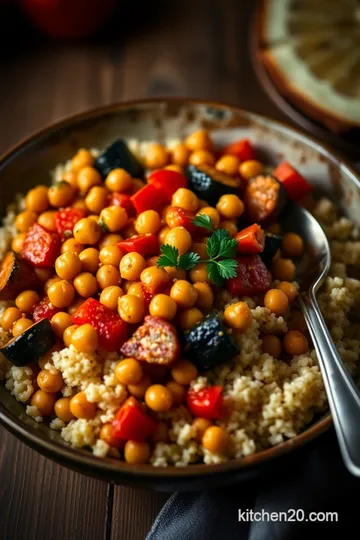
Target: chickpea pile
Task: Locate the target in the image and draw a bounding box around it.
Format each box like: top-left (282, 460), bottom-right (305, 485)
top-left (1, 130), bottom-right (311, 465)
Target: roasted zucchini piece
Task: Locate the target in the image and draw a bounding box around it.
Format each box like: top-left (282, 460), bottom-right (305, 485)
top-left (0, 252), bottom-right (39, 301)
top-left (0, 319), bottom-right (55, 367)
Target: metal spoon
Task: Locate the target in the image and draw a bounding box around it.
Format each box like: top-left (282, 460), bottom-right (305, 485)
top-left (280, 202), bottom-right (360, 477)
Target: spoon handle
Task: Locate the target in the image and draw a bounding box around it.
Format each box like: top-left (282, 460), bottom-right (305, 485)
top-left (298, 291), bottom-right (360, 477)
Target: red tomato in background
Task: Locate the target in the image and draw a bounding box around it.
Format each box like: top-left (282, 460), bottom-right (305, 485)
top-left (19, 0), bottom-right (117, 39)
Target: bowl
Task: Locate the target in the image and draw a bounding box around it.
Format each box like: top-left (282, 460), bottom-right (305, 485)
top-left (1, 99), bottom-right (360, 491)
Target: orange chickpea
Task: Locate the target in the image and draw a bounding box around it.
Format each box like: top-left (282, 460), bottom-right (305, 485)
top-left (189, 263), bottom-right (209, 284)
top-left (70, 391), bottom-right (97, 419)
top-left (239, 160), bottom-right (264, 180)
top-left (38, 210), bottom-right (57, 232)
top-left (115, 358), bottom-right (143, 385)
top-left (99, 233), bottom-right (123, 249)
top-left (145, 384), bottom-right (173, 412)
top-left (55, 252), bottom-right (82, 280)
top-left (54, 397), bottom-right (75, 422)
top-left (158, 226), bottom-right (170, 245)
top-left (15, 210), bottom-right (37, 233)
top-left (100, 423), bottom-right (125, 448)
top-left (144, 143), bottom-right (168, 169)
top-left (48, 182), bottom-right (74, 208)
top-left (171, 359), bottom-right (198, 385)
top-left (11, 233), bottom-right (26, 254)
top-left (135, 210), bottom-right (161, 235)
top-left (12, 318), bottom-right (33, 337)
top-left (196, 206), bottom-right (220, 229)
top-left (61, 238), bottom-right (84, 255)
top-left (25, 186), bottom-right (49, 213)
top-left (127, 374), bottom-right (152, 399)
top-left (124, 440), bottom-right (150, 464)
top-left (77, 166), bottom-right (102, 194)
top-left (79, 247), bottom-right (100, 274)
top-left (185, 129), bottom-right (212, 151)
top-left (140, 266), bottom-right (170, 294)
top-left (193, 282), bottom-right (214, 312)
top-left (73, 217), bottom-right (101, 245)
top-left (31, 390), bottom-right (56, 417)
top-left (281, 233), bottom-right (304, 257)
top-left (100, 285), bottom-right (124, 310)
top-left (15, 290), bottom-right (39, 313)
top-left (1, 307), bottom-right (22, 331)
top-left (189, 150), bottom-right (215, 167)
top-left (202, 426), bottom-right (229, 454)
top-left (37, 369), bottom-right (63, 393)
top-left (63, 324), bottom-right (78, 347)
top-left (215, 155), bottom-right (240, 176)
top-left (219, 220), bottom-right (238, 237)
top-left (47, 280), bottom-right (75, 308)
top-left (73, 272), bottom-right (98, 298)
top-left (170, 280), bottom-right (198, 309)
top-left (262, 334), bottom-right (282, 357)
top-left (62, 171), bottom-right (79, 190)
top-left (271, 258), bottom-right (296, 282)
top-left (171, 188), bottom-right (198, 213)
top-left (96, 265), bottom-right (121, 289)
top-left (283, 330), bottom-right (309, 356)
top-left (193, 418), bottom-right (212, 443)
top-left (264, 289), bottom-right (289, 316)
top-left (44, 275), bottom-right (62, 295)
top-left (166, 380), bottom-right (186, 405)
top-left (118, 294), bottom-right (145, 324)
top-left (71, 148), bottom-right (94, 172)
top-left (99, 206), bottom-right (128, 233)
top-left (51, 312), bottom-right (73, 338)
top-left (170, 143), bottom-right (190, 167)
top-left (120, 252), bottom-right (146, 281)
top-left (105, 168), bottom-right (132, 192)
top-left (277, 281), bottom-right (298, 303)
top-left (164, 226), bottom-right (192, 255)
top-left (99, 245), bottom-right (122, 267)
top-left (224, 301), bottom-right (252, 332)
top-left (216, 194), bottom-right (244, 219)
top-left (85, 186), bottom-right (109, 214)
top-left (149, 294), bottom-right (177, 320)
top-left (178, 307), bottom-right (203, 330)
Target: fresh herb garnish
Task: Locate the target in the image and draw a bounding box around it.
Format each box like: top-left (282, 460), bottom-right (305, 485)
top-left (157, 215), bottom-right (238, 286)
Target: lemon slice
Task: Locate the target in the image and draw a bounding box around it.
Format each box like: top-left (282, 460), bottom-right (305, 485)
top-left (259, 0), bottom-right (360, 132)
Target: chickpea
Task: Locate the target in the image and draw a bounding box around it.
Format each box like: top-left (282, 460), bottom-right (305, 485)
top-left (170, 143), bottom-right (190, 167)
top-left (196, 206), bottom-right (220, 229)
top-left (85, 186), bottom-right (109, 214)
top-left (61, 238), bottom-right (84, 255)
top-left (62, 171), bottom-right (79, 190)
top-left (34, 267), bottom-right (53, 283)
top-left (71, 148), bottom-right (94, 172)
top-left (144, 143), bottom-right (168, 169)
top-left (44, 275), bottom-right (62, 295)
top-left (277, 281), bottom-right (298, 303)
top-left (54, 397), bottom-right (75, 422)
top-left (193, 282), bottom-right (214, 312)
top-left (215, 155), bottom-right (240, 176)
top-left (158, 226), bottom-right (170, 245)
top-left (149, 294), bottom-right (177, 320)
top-left (264, 289), bottom-right (289, 316)
top-left (135, 210), bottom-right (161, 235)
top-left (165, 226), bottom-right (192, 255)
top-left (124, 440), bottom-right (150, 464)
top-left (127, 374), bottom-right (152, 399)
top-left (15, 290), bottom-right (39, 313)
top-left (72, 198), bottom-right (88, 212)
top-left (96, 264), bottom-right (121, 289)
top-left (122, 280), bottom-right (135, 293)
top-left (288, 309), bottom-right (308, 335)
top-left (48, 280), bottom-right (75, 308)
top-left (37, 369), bottom-right (63, 393)
top-left (99, 245), bottom-right (122, 267)
top-left (73, 217), bottom-right (101, 245)
top-left (145, 384), bottom-right (173, 412)
top-left (189, 150), bottom-right (215, 167)
top-left (31, 390), bottom-right (56, 417)
top-left (38, 210), bottom-right (57, 232)
top-left (63, 325), bottom-right (78, 347)
top-left (191, 242), bottom-right (208, 259)
top-left (189, 263), bottom-right (209, 284)
top-left (202, 426), bottom-right (229, 454)
top-left (55, 252), bottom-right (81, 280)
top-left (25, 185), bottom-right (49, 213)
top-left (70, 391), bottom-right (97, 419)
top-left (283, 330), bottom-right (309, 356)
top-left (129, 178), bottom-right (145, 194)
top-left (262, 334), bottom-right (282, 357)
top-left (224, 301), bottom-right (252, 332)
top-left (272, 258), bottom-right (296, 282)
top-left (99, 206), bottom-right (128, 233)
top-left (146, 255), bottom-right (159, 267)
top-left (99, 284), bottom-right (123, 309)
top-left (192, 418), bottom-right (212, 443)
top-left (118, 294), bottom-right (145, 324)
top-left (1, 307), bottom-right (22, 331)
top-left (99, 233), bottom-right (123, 249)
top-left (166, 380), bottom-right (186, 405)
top-left (100, 423), bottom-right (124, 448)
top-left (164, 266), bottom-right (187, 280)
top-left (170, 280), bottom-right (198, 309)
top-left (105, 168), bottom-right (132, 192)
top-left (140, 266), bottom-right (170, 294)
top-left (185, 129), bottom-right (212, 152)
top-left (126, 282), bottom-right (144, 299)
top-left (220, 220), bottom-right (238, 237)
top-left (73, 272), bottom-right (98, 298)
top-left (77, 166), bottom-right (102, 194)
top-left (79, 247), bottom-right (100, 273)
top-left (115, 358), bottom-right (143, 385)
top-left (239, 160), bottom-right (264, 180)
top-left (51, 311), bottom-right (73, 338)
top-left (151, 421), bottom-right (169, 443)
top-left (281, 233), bottom-right (304, 257)
top-left (171, 188), bottom-right (198, 212)
top-left (12, 233), bottom-right (26, 254)
top-left (178, 307), bottom-right (203, 330)
top-left (12, 318), bottom-right (33, 337)
top-left (122, 221), bottom-right (137, 239)
top-left (15, 210), bottom-right (37, 233)
top-left (48, 182), bottom-right (74, 208)
top-left (120, 252), bottom-right (146, 281)
top-left (70, 323), bottom-right (98, 353)
top-left (216, 194), bottom-right (244, 219)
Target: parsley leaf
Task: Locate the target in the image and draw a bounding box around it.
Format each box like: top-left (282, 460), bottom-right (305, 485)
top-left (216, 236), bottom-right (238, 259)
top-left (157, 245), bottom-right (179, 268)
top-left (207, 262), bottom-right (224, 287)
top-left (215, 258), bottom-right (238, 280)
top-left (192, 214), bottom-right (213, 231)
top-left (178, 252), bottom-right (200, 270)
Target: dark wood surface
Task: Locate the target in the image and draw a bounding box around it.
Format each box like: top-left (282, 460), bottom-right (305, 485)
top-left (0, 1), bottom-right (341, 539)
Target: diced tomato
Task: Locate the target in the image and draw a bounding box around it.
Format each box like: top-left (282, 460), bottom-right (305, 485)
top-left (32, 297), bottom-right (60, 322)
top-left (226, 255), bottom-right (272, 296)
top-left (55, 207), bottom-right (86, 240)
top-left (117, 234), bottom-right (159, 257)
top-left (165, 206), bottom-right (210, 237)
top-left (186, 386), bottom-right (224, 420)
top-left (235, 224), bottom-right (265, 254)
top-left (147, 169), bottom-right (188, 202)
top-left (71, 298), bottom-right (128, 351)
top-left (22, 224), bottom-right (61, 268)
top-left (112, 397), bottom-right (157, 442)
top-left (140, 284), bottom-right (153, 308)
top-left (272, 161), bottom-right (313, 202)
top-left (130, 183), bottom-right (168, 214)
top-left (120, 315), bottom-right (179, 365)
top-left (109, 192), bottom-right (136, 216)
top-left (220, 138), bottom-right (255, 162)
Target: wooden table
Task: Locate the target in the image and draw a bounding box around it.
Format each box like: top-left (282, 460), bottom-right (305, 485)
top-left (0, 2), bottom-right (345, 539)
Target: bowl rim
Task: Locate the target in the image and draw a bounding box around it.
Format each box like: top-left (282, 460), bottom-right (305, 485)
top-left (1, 96), bottom-right (359, 482)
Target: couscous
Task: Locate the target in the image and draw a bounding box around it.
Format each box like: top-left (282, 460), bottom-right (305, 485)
top-left (0, 130), bottom-right (359, 467)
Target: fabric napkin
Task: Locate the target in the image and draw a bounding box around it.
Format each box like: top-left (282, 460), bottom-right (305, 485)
top-left (147, 427), bottom-right (360, 539)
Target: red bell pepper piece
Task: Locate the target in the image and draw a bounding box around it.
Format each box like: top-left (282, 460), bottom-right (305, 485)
top-left (226, 255), bottom-right (271, 296)
top-left (109, 192), bottom-right (136, 216)
top-left (130, 183), bottom-right (168, 213)
top-left (147, 169), bottom-right (188, 202)
top-left (22, 224), bottom-right (61, 268)
top-left (235, 224), bottom-right (265, 254)
top-left (71, 298), bottom-right (128, 351)
top-left (32, 296), bottom-right (61, 322)
top-left (186, 386), bottom-right (224, 420)
top-left (112, 397), bottom-right (157, 442)
top-left (220, 138), bottom-right (255, 162)
top-left (55, 207), bottom-right (86, 240)
top-left (165, 206), bottom-right (210, 237)
top-left (272, 161), bottom-right (313, 202)
top-left (117, 234), bottom-right (159, 257)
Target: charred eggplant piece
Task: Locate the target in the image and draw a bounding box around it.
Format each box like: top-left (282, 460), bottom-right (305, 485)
top-left (0, 319), bottom-right (55, 367)
top-left (260, 233), bottom-right (283, 267)
top-left (0, 252), bottom-right (39, 301)
top-left (94, 139), bottom-right (144, 179)
top-left (186, 164), bottom-right (240, 206)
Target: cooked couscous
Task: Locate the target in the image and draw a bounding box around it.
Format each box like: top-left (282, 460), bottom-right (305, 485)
top-left (0, 131), bottom-right (359, 467)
